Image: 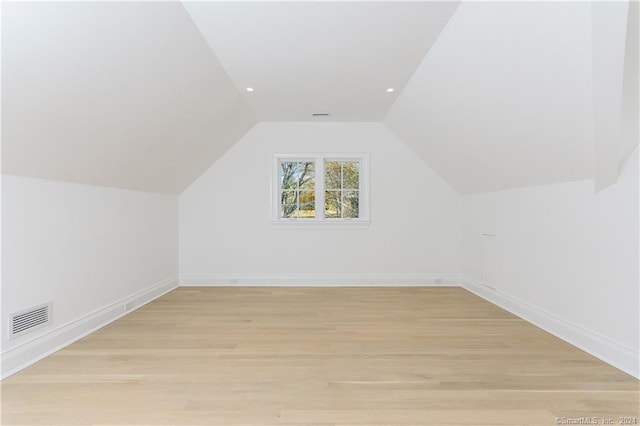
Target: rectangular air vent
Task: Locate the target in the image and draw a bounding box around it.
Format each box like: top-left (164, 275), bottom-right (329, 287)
top-left (10, 303), bottom-right (51, 338)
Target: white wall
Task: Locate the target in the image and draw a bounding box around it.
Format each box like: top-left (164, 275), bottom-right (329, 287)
top-left (180, 122), bottom-right (461, 285)
top-left (1, 175), bottom-right (179, 378)
top-left (461, 149), bottom-right (639, 377)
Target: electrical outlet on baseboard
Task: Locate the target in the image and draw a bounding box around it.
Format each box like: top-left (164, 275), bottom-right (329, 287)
top-left (124, 302), bottom-right (133, 311)
top-left (230, 278), bottom-right (238, 285)
top-left (435, 278), bottom-right (443, 284)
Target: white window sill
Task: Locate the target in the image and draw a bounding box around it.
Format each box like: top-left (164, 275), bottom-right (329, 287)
top-left (271, 219), bottom-right (371, 230)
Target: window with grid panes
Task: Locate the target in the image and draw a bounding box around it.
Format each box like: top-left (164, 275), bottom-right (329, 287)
top-left (274, 154), bottom-right (369, 227)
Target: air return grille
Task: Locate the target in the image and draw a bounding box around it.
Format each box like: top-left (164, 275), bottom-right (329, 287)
top-left (10, 303), bottom-right (51, 338)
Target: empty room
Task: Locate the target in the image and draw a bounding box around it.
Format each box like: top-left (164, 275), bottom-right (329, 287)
top-left (1, 1), bottom-right (638, 425)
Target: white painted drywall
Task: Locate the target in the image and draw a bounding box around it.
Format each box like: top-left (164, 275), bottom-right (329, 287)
top-left (1, 176), bottom-right (178, 373)
top-left (180, 123), bottom-right (461, 284)
top-left (183, 1), bottom-right (459, 121)
top-left (591, 1), bottom-right (629, 191)
top-left (385, 1), bottom-right (594, 194)
top-left (2, 2), bottom-right (256, 194)
top-left (462, 148), bottom-right (639, 375)
top-left (621, 0), bottom-right (639, 170)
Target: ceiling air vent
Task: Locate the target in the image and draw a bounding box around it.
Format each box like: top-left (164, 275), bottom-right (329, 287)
top-left (10, 303), bottom-right (52, 338)
top-left (312, 113), bottom-right (330, 117)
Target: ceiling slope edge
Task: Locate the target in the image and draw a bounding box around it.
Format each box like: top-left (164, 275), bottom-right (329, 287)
top-left (382, 123), bottom-right (463, 196)
top-left (385, 1), bottom-right (597, 195)
top-left (2, 1), bottom-right (257, 195)
top-left (182, 1), bottom-right (461, 122)
top-left (618, 1), bottom-right (639, 177)
top-left (592, 1), bottom-right (632, 192)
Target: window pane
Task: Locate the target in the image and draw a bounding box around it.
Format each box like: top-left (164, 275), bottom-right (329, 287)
top-left (298, 191), bottom-right (316, 218)
top-left (280, 162), bottom-right (294, 189)
top-left (342, 162), bottom-right (359, 189)
top-left (276, 156), bottom-right (364, 222)
top-left (324, 190), bottom-right (341, 218)
top-left (324, 161), bottom-right (341, 190)
top-left (281, 190), bottom-right (297, 218)
top-left (298, 162), bottom-right (315, 190)
top-left (343, 190), bottom-right (359, 218)
top-left (280, 161), bottom-right (315, 190)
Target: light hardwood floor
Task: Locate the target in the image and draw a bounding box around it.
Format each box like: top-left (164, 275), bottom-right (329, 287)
top-left (1, 287), bottom-right (638, 425)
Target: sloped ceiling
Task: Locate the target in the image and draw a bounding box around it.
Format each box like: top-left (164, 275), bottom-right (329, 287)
top-left (385, 1), bottom-right (636, 194)
top-left (2, 1), bottom-right (635, 195)
top-left (182, 1), bottom-right (459, 121)
top-left (2, 2), bottom-right (256, 195)
top-left (385, 1), bottom-right (595, 194)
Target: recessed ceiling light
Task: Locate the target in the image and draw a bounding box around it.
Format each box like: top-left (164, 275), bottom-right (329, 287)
top-left (246, 87), bottom-right (254, 92)
top-left (386, 88), bottom-right (395, 93)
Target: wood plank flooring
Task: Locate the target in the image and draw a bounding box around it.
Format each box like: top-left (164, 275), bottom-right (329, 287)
top-left (2, 287), bottom-right (638, 425)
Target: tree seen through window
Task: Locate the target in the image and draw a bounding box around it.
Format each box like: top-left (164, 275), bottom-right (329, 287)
top-left (280, 161), bottom-right (315, 218)
top-left (324, 161), bottom-right (359, 219)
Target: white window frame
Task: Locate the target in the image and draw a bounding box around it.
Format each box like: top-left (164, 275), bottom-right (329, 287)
top-left (272, 153), bottom-right (371, 229)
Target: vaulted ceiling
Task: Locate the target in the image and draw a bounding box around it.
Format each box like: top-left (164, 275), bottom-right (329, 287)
top-left (182, 1), bottom-right (459, 121)
top-left (386, 1), bottom-right (596, 193)
top-left (2, 2), bottom-right (256, 194)
top-left (2, 1), bottom-right (636, 195)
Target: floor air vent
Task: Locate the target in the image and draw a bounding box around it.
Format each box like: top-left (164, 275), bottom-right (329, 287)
top-left (10, 303), bottom-right (51, 338)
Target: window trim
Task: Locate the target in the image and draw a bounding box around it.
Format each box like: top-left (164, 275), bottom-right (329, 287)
top-left (271, 152), bottom-right (371, 228)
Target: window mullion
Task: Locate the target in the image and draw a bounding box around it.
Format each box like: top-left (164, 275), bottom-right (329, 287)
top-left (340, 162), bottom-right (344, 219)
top-left (317, 158), bottom-right (325, 220)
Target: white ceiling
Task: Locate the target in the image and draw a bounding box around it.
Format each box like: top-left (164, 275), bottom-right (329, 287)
top-left (2, 2), bottom-right (256, 194)
top-left (183, 1), bottom-right (460, 122)
top-left (2, 1), bottom-right (635, 195)
top-left (385, 1), bottom-right (627, 193)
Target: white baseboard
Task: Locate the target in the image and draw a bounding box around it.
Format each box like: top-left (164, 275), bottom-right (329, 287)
top-left (461, 275), bottom-right (639, 379)
top-left (1, 275), bottom-right (179, 380)
top-left (6, 273), bottom-right (635, 380)
top-left (180, 273), bottom-right (459, 287)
